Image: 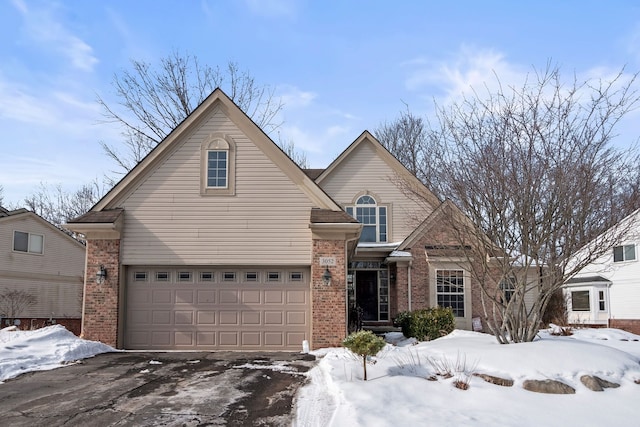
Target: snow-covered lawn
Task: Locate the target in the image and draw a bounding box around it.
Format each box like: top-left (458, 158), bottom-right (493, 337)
top-left (2, 325), bottom-right (640, 426)
top-left (295, 328), bottom-right (640, 427)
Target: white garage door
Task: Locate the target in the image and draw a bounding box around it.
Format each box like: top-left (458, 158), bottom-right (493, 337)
top-left (124, 267), bottom-right (311, 350)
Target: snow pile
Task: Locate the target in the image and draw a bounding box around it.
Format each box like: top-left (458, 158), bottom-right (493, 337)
top-left (295, 328), bottom-right (640, 427)
top-left (0, 325), bottom-right (115, 382)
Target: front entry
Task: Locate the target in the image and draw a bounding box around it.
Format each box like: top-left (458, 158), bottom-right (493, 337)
top-left (348, 262), bottom-right (389, 329)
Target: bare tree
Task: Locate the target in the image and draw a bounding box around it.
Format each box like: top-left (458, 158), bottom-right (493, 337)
top-left (98, 51), bottom-right (293, 180)
top-left (389, 65), bottom-right (640, 343)
top-left (24, 180), bottom-right (104, 227)
top-left (0, 185), bottom-right (4, 206)
top-left (0, 289), bottom-right (37, 323)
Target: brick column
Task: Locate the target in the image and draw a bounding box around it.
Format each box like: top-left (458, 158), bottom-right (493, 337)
top-left (311, 239), bottom-right (346, 349)
top-left (82, 239), bottom-right (121, 347)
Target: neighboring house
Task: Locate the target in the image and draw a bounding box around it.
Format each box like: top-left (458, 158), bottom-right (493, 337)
top-left (564, 209), bottom-right (640, 334)
top-left (0, 207), bottom-right (85, 334)
top-left (66, 89), bottom-right (501, 351)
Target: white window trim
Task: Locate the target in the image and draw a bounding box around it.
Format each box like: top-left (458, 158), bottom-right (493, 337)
top-left (345, 193), bottom-right (389, 243)
top-left (12, 230), bottom-right (44, 255)
top-left (435, 269), bottom-right (466, 318)
top-left (200, 133), bottom-right (236, 196)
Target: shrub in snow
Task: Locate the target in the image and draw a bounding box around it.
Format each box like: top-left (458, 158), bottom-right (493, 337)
top-left (394, 307), bottom-right (455, 341)
top-left (342, 330), bottom-right (386, 381)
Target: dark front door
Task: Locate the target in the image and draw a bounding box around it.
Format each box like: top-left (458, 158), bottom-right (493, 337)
top-left (356, 270), bottom-right (378, 321)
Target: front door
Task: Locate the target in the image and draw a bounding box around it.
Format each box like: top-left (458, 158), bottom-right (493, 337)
top-left (356, 270), bottom-right (378, 321)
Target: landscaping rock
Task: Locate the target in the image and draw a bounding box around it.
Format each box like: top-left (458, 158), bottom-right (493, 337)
top-left (473, 373), bottom-right (514, 387)
top-left (580, 375), bottom-right (620, 391)
top-left (522, 379), bottom-right (575, 394)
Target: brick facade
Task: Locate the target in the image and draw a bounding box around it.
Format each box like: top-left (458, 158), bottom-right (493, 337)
top-left (82, 238), bottom-right (121, 347)
top-left (311, 238), bottom-right (347, 349)
top-left (609, 319), bottom-right (640, 335)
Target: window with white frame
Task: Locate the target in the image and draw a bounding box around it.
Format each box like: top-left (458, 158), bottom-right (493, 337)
top-left (13, 231), bottom-right (43, 254)
top-left (571, 290), bottom-right (590, 311)
top-left (201, 135), bottom-right (235, 195)
top-left (346, 195), bottom-right (387, 242)
top-left (436, 270), bottom-right (465, 317)
top-left (613, 244), bottom-right (636, 262)
top-left (598, 290), bottom-right (606, 311)
top-left (499, 276), bottom-right (516, 303)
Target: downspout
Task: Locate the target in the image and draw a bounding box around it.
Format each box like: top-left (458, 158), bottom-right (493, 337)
top-left (408, 260), bottom-right (413, 312)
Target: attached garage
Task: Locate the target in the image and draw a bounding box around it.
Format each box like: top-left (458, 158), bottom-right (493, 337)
top-left (124, 267), bottom-right (311, 350)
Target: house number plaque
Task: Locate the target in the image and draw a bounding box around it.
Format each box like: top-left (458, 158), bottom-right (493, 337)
top-left (319, 257), bottom-right (337, 266)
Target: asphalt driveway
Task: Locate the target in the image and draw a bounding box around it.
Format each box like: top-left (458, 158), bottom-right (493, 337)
top-left (0, 351), bottom-right (316, 426)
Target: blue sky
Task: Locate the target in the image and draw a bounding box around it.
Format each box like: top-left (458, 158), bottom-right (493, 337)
top-left (1, 0), bottom-right (640, 205)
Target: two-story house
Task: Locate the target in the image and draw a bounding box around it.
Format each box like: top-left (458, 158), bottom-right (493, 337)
top-left (564, 209), bottom-right (640, 334)
top-left (0, 207), bottom-right (85, 334)
top-left (66, 89), bottom-right (492, 350)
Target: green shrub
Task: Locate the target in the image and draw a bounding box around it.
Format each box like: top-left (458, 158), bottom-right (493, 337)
top-left (394, 306), bottom-right (455, 341)
top-left (342, 330), bottom-right (387, 381)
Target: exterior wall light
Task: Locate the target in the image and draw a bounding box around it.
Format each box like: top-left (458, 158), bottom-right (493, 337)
top-left (322, 267), bottom-right (332, 286)
top-left (96, 265), bottom-right (107, 284)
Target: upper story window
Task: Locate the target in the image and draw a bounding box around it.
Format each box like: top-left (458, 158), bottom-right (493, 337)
top-left (13, 231), bottom-right (44, 254)
top-left (346, 195), bottom-right (387, 242)
top-left (613, 244), bottom-right (636, 262)
top-left (201, 134), bottom-right (235, 195)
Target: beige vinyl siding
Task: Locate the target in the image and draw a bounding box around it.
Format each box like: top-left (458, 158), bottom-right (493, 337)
top-left (0, 214), bottom-right (85, 318)
top-left (114, 108), bottom-right (315, 265)
top-left (318, 141), bottom-right (432, 242)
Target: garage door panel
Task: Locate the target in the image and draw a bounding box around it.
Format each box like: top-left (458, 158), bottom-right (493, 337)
top-left (175, 290), bottom-right (194, 304)
top-left (125, 267), bottom-right (310, 350)
top-left (220, 290), bottom-right (239, 304)
top-left (152, 310), bottom-right (172, 324)
top-left (242, 290), bottom-right (261, 304)
top-left (242, 311), bottom-right (261, 325)
top-left (152, 290), bottom-right (172, 304)
top-left (175, 331), bottom-right (194, 346)
top-left (219, 311), bottom-right (239, 325)
top-left (197, 290), bottom-right (216, 303)
top-left (287, 311), bottom-right (307, 325)
top-left (264, 290), bottom-right (284, 304)
top-left (175, 311), bottom-right (194, 325)
top-left (219, 332), bottom-right (239, 346)
top-left (197, 311), bottom-right (216, 324)
top-left (241, 332), bottom-right (261, 346)
top-left (264, 311), bottom-right (283, 325)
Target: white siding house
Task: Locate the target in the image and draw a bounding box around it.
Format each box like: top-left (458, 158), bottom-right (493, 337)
top-left (564, 209), bottom-right (640, 333)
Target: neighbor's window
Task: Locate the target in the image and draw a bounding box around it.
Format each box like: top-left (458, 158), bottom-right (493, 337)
top-left (613, 244), bottom-right (636, 262)
top-left (598, 290), bottom-right (606, 311)
top-left (436, 270), bottom-right (465, 317)
top-left (13, 231), bottom-right (44, 254)
top-left (201, 135), bottom-right (235, 195)
top-left (571, 291), bottom-right (590, 311)
top-left (500, 277), bottom-right (516, 303)
top-left (346, 195), bottom-right (387, 242)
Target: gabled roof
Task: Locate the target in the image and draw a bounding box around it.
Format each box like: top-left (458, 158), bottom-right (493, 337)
top-left (315, 130), bottom-right (441, 208)
top-left (90, 88), bottom-right (341, 213)
top-left (0, 208), bottom-right (85, 248)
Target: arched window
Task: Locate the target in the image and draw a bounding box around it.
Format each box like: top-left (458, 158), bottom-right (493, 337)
top-left (346, 195), bottom-right (387, 242)
top-left (201, 134), bottom-right (235, 195)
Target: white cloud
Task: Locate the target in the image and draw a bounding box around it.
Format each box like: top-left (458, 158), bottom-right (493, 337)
top-left (11, 0), bottom-right (98, 72)
top-left (404, 46), bottom-right (526, 103)
top-left (277, 85), bottom-right (317, 108)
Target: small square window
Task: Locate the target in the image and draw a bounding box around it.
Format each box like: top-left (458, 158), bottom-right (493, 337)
top-left (290, 272), bottom-right (303, 282)
top-left (200, 272), bottom-right (214, 282)
top-left (156, 272), bottom-right (170, 281)
top-left (267, 272), bottom-right (281, 282)
top-left (178, 272), bottom-right (192, 282)
top-left (223, 272), bottom-right (236, 281)
top-left (134, 272), bottom-right (148, 281)
top-left (245, 272), bottom-right (258, 282)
